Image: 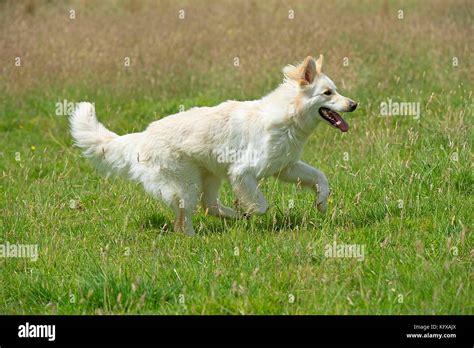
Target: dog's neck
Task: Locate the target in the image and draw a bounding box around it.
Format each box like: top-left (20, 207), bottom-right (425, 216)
top-left (260, 81), bottom-right (320, 142)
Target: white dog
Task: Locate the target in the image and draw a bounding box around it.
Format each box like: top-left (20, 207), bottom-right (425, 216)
top-left (70, 55), bottom-right (357, 236)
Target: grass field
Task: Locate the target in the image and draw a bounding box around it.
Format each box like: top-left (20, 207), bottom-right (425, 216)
top-left (0, 0), bottom-right (472, 314)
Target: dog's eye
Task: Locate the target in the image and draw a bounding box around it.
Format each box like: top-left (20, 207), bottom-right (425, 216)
top-left (323, 90), bottom-right (332, 96)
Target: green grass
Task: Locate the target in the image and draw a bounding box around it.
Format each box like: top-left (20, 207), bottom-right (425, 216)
top-left (1, 79), bottom-right (472, 314)
top-left (0, 0), bottom-right (472, 315)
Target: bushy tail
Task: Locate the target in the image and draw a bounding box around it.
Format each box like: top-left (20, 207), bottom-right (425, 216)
top-left (70, 102), bottom-right (138, 176)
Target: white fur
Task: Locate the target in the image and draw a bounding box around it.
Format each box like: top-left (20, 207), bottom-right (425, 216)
top-left (70, 56), bottom-right (357, 236)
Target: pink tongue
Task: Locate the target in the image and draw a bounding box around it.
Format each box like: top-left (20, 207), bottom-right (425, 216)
top-left (334, 114), bottom-right (349, 132)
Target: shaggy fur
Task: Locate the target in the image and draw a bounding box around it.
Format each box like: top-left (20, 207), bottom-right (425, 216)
top-left (70, 55), bottom-right (357, 235)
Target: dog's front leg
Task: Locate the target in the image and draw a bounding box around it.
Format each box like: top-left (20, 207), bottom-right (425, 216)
top-left (230, 173), bottom-right (269, 216)
top-left (276, 161), bottom-right (330, 213)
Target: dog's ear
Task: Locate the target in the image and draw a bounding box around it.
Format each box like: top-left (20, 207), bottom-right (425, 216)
top-left (283, 56), bottom-right (317, 86)
top-left (315, 54), bottom-right (323, 75)
top-left (300, 56), bottom-right (317, 85)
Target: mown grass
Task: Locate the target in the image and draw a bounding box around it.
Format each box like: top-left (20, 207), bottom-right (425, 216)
top-left (0, 0), bottom-right (472, 314)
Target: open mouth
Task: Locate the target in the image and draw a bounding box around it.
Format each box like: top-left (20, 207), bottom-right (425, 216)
top-left (318, 107), bottom-right (349, 132)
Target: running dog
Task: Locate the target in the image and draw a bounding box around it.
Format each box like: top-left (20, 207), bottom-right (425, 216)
top-left (70, 55), bottom-right (358, 235)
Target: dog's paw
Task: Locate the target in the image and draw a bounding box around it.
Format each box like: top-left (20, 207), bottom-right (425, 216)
top-left (233, 198), bottom-right (240, 208)
top-left (316, 199), bottom-right (328, 214)
top-left (184, 228), bottom-right (196, 237)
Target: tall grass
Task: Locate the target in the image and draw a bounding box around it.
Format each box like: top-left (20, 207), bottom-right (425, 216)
top-left (0, 0), bottom-right (472, 314)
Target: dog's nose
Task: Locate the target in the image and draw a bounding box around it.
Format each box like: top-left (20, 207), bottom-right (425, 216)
top-left (349, 101), bottom-right (358, 111)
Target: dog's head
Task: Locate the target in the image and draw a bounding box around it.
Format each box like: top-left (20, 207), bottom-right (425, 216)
top-left (283, 55), bottom-right (357, 132)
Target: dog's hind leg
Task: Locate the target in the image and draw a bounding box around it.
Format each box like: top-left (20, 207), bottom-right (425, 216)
top-left (276, 161), bottom-right (330, 213)
top-left (152, 169), bottom-right (200, 236)
top-left (173, 204), bottom-right (195, 236)
top-left (201, 175), bottom-right (238, 218)
top-left (169, 187), bottom-right (200, 236)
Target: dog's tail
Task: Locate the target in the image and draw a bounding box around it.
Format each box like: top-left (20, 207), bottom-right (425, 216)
top-left (70, 102), bottom-right (139, 177)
